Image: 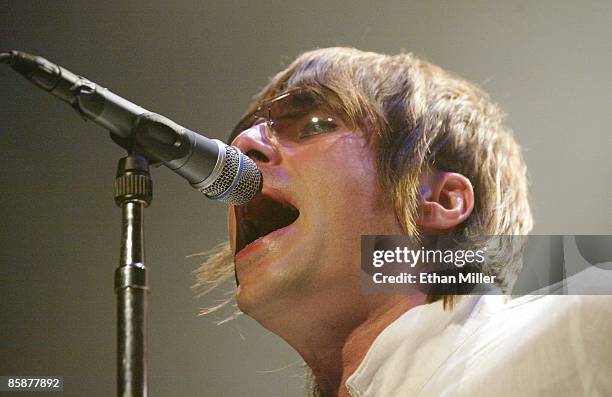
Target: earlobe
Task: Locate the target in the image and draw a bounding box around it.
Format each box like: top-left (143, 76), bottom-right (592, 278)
top-left (417, 172), bottom-right (474, 231)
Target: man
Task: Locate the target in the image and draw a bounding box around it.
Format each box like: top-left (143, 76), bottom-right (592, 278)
top-left (195, 48), bottom-right (611, 396)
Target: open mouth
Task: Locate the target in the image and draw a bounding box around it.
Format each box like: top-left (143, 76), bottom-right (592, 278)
top-left (234, 192), bottom-right (300, 255)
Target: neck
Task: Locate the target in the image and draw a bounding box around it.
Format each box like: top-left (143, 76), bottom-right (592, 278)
top-left (259, 293), bottom-right (427, 397)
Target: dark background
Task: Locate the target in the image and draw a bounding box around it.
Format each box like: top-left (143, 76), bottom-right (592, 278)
top-left (1, 1), bottom-right (610, 396)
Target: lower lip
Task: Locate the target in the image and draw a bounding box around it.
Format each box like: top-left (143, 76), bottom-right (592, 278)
top-left (235, 222), bottom-right (296, 261)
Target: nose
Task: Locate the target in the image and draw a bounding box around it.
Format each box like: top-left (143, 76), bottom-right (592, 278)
top-left (231, 123), bottom-right (281, 166)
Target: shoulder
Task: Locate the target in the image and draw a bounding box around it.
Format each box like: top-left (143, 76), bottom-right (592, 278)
top-left (422, 295), bottom-right (612, 396)
top-left (484, 294), bottom-right (612, 356)
top-left (472, 295), bottom-right (612, 395)
top-left (501, 294), bottom-right (612, 330)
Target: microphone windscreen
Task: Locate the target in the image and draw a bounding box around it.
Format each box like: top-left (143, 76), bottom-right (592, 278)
top-left (201, 146), bottom-right (262, 206)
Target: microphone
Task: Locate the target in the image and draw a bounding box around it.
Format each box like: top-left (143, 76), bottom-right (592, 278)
top-left (0, 50), bottom-right (261, 206)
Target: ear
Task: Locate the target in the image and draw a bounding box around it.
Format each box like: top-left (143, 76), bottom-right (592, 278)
top-left (417, 171), bottom-right (474, 231)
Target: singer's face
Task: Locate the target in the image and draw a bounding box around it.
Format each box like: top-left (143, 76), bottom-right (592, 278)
top-left (228, 94), bottom-right (402, 321)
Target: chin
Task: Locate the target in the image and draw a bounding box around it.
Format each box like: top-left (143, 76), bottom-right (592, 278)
top-left (235, 276), bottom-right (296, 321)
top-left (235, 242), bottom-right (327, 322)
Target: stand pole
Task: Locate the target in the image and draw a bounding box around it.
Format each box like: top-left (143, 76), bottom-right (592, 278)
top-left (114, 154), bottom-right (152, 397)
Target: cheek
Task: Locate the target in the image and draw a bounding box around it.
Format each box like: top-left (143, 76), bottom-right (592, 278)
top-left (295, 136), bottom-right (392, 231)
top-left (311, 139), bottom-right (380, 204)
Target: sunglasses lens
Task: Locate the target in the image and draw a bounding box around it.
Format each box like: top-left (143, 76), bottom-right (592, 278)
top-left (230, 89), bottom-right (340, 144)
top-left (266, 90), bottom-right (339, 143)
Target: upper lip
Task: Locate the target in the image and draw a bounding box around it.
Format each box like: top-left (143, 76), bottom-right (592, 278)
top-left (234, 187), bottom-right (300, 255)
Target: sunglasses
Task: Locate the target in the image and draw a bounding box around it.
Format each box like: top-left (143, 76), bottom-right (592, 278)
top-left (228, 87), bottom-right (344, 146)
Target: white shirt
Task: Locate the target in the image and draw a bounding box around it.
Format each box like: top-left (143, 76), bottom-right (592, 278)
top-left (345, 293), bottom-right (612, 396)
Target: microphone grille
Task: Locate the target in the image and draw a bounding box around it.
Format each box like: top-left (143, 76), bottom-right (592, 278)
top-left (201, 146), bottom-right (261, 205)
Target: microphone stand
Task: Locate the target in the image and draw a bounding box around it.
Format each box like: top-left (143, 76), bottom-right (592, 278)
top-left (114, 153), bottom-right (153, 397)
top-left (1, 50), bottom-right (260, 397)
